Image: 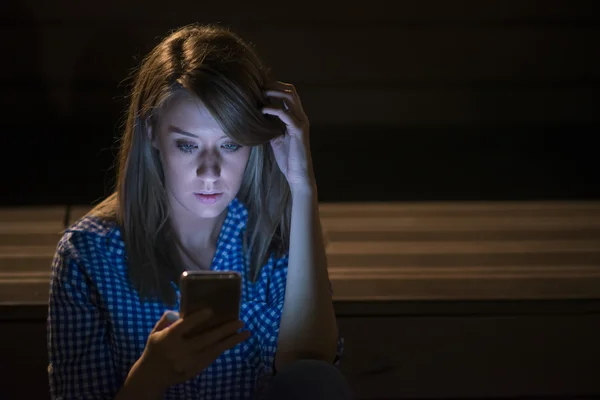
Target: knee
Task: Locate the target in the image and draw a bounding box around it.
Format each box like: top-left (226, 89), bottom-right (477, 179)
top-left (277, 359), bottom-right (343, 378)
top-left (267, 359), bottom-right (352, 399)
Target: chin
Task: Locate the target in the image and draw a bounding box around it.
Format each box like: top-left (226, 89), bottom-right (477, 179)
top-left (188, 195), bottom-right (230, 219)
top-left (192, 207), bottom-right (227, 219)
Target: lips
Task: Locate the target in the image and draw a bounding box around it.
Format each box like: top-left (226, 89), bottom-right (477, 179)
top-left (194, 192), bottom-right (224, 204)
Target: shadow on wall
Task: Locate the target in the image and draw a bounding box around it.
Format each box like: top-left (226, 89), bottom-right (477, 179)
top-left (0, 9), bottom-right (144, 206)
top-left (68, 27), bottom-right (144, 205)
top-left (0, 0), bottom-right (57, 205)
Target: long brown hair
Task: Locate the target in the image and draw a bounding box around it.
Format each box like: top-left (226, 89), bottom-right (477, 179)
top-left (90, 24), bottom-right (290, 307)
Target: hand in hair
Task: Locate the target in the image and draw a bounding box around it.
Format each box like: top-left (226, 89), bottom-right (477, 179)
top-left (263, 81), bottom-right (316, 194)
top-left (117, 309), bottom-right (251, 398)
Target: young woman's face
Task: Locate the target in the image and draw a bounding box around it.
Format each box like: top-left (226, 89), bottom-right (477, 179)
top-left (151, 94), bottom-right (251, 219)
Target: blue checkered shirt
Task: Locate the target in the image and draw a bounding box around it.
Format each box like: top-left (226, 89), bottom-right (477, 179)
top-left (47, 197), bottom-right (344, 399)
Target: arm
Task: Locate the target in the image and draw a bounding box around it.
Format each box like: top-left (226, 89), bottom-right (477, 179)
top-left (49, 236), bottom-right (165, 400)
top-left (114, 358), bottom-right (164, 400)
top-left (48, 238), bottom-right (121, 400)
top-left (274, 185), bottom-right (339, 371)
top-left (263, 80), bottom-right (342, 372)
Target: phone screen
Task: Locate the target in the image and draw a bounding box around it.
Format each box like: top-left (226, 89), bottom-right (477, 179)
top-left (179, 271), bottom-right (242, 334)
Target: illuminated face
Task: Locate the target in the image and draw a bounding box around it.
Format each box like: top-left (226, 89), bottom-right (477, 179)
top-left (151, 94), bottom-right (251, 220)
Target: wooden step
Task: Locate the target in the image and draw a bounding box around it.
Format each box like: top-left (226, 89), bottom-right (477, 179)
top-left (1, 202), bottom-right (600, 304)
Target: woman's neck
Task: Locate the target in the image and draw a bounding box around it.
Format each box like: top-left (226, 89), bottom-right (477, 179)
top-left (168, 199), bottom-right (228, 251)
top-left (169, 208), bottom-right (227, 271)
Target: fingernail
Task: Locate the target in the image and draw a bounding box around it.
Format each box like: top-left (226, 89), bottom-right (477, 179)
top-left (166, 312), bottom-right (179, 322)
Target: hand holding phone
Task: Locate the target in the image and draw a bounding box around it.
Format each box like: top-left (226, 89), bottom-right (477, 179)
top-left (121, 271), bottom-right (247, 395)
top-left (125, 309), bottom-right (250, 395)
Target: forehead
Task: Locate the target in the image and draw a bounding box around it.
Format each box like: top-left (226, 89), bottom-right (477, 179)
top-left (158, 93), bottom-right (224, 137)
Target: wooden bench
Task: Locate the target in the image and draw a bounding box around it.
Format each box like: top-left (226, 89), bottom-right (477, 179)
top-left (2, 202), bottom-right (600, 399)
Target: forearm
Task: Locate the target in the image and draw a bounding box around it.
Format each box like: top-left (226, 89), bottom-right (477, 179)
top-left (276, 184), bottom-right (338, 370)
top-left (114, 358), bottom-right (166, 400)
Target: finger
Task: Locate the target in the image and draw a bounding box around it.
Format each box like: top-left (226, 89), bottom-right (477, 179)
top-left (171, 308), bottom-right (213, 337)
top-left (265, 82), bottom-right (300, 104)
top-left (264, 90), bottom-right (304, 117)
top-left (265, 89), bottom-right (294, 104)
top-left (265, 80), bottom-right (295, 93)
top-left (189, 319), bottom-right (245, 353)
top-left (199, 330), bottom-right (252, 362)
top-left (262, 106), bottom-right (300, 128)
top-left (179, 330), bottom-right (251, 378)
top-left (152, 311), bottom-right (180, 334)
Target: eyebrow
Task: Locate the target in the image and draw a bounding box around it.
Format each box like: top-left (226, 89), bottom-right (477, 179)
top-left (168, 125), bottom-right (227, 140)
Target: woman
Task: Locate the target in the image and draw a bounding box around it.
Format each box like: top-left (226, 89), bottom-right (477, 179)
top-left (47, 24), bottom-right (348, 399)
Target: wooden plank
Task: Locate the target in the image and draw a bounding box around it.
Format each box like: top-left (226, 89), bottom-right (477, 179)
top-left (332, 299), bottom-right (600, 317)
top-left (3, 269), bottom-right (600, 304)
top-left (318, 201), bottom-right (600, 214)
top-left (0, 280), bottom-right (49, 305)
top-left (327, 240), bottom-right (600, 255)
top-left (0, 257), bottom-right (54, 273)
top-left (0, 223), bottom-right (64, 234)
top-left (2, 308), bottom-right (599, 400)
top-left (327, 252), bottom-right (600, 268)
top-left (69, 206), bottom-right (600, 230)
top-left (0, 245), bottom-right (55, 275)
top-left (338, 315), bottom-right (600, 398)
top-left (2, 201), bottom-right (600, 305)
top-left (0, 246), bottom-right (56, 258)
top-left (0, 208), bottom-right (62, 299)
top-left (0, 206), bottom-right (65, 222)
top-left (0, 233), bottom-right (63, 246)
top-left (330, 265), bottom-right (600, 278)
top-left (71, 202), bottom-right (600, 222)
top-left (326, 229), bottom-right (600, 242)
top-left (3, 262), bottom-right (600, 302)
top-left (322, 216), bottom-right (600, 231)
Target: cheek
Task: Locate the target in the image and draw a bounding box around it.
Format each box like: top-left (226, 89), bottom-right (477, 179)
top-left (160, 151), bottom-right (193, 184)
top-left (230, 150), bottom-right (251, 178)
top-left (219, 153), bottom-right (249, 188)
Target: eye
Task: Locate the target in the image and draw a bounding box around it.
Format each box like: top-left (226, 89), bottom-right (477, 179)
top-left (222, 143), bottom-right (242, 153)
top-left (176, 141), bottom-right (197, 154)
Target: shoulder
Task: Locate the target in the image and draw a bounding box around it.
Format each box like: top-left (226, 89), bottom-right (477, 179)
top-left (56, 214), bottom-right (123, 264)
top-left (51, 215), bottom-right (126, 299)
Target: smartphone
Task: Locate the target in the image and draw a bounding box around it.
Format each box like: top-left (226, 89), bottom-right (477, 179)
top-left (179, 270), bottom-right (242, 335)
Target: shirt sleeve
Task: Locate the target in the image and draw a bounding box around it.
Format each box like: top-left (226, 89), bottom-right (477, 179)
top-left (243, 253), bottom-right (345, 377)
top-left (47, 235), bottom-right (120, 400)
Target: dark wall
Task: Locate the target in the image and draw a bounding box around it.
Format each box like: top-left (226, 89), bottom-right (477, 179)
top-left (1, 0), bottom-right (599, 206)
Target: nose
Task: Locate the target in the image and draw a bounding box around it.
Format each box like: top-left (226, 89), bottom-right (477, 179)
top-left (196, 150), bottom-right (221, 182)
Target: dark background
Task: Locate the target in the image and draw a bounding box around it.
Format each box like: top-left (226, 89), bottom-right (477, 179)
top-left (1, 0), bottom-right (599, 206)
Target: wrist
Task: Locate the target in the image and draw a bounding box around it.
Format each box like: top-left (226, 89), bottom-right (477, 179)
top-left (120, 357), bottom-right (167, 400)
top-left (290, 179), bottom-right (317, 199)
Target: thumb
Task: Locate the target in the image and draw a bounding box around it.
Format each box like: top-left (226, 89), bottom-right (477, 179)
top-left (152, 311), bottom-right (180, 334)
